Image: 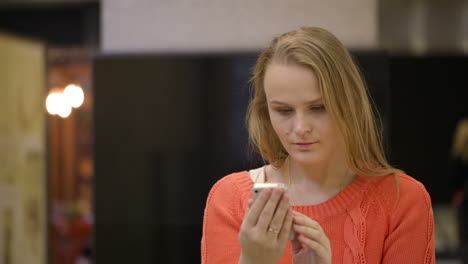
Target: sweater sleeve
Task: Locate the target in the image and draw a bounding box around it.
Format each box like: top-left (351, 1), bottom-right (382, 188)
top-left (381, 175), bottom-right (435, 264)
top-left (201, 174), bottom-right (245, 264)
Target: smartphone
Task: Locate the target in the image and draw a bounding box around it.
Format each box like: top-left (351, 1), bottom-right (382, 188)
top-left (251, 183), bottom-right (295, 240)
top-left (251, 183), bottom-right (287, 199)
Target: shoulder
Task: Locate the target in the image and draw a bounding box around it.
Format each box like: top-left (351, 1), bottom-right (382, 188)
top-left (370, 172), bottom-right (429, 193)
top-left (204, 171), bottom-right (253, 221)
top-left (206, 171), bottom-right (253, 204)
top-left (368, 172), bottom-right (432, 215)
top-left (367, 173), bottom-right (435, 262)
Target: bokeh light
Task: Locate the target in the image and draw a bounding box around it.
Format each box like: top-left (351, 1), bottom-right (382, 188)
top-left (46, 84), bottom-right (84, 118)
top-left (63, 84), bottom-right (84, 108)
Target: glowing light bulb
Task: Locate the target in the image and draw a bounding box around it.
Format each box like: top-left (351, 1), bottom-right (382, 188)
top-left (64, 84), bottom-right (84, 108)
top-left (57, 101), bottom-right (72, 118)
top-left (46, 92), bottom-right (72, 118)
top-left (46, 92), bottom-right (62, 115)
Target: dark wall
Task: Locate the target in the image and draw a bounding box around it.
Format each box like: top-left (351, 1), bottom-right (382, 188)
top-left (0, 3), bottom-right (99, 46)
top-left (93, 54), bottom-right (260, 263)
top-left (93, 52), bottom-right (390, 263)
top-left (388, 56), bottom-right (468, 203)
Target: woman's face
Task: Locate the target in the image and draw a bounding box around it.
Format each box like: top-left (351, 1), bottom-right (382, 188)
top-left (264, 62), bottom-right (344, 166)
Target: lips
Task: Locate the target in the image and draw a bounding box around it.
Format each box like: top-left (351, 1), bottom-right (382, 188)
top-left (292, 141), bottom-right (318, 150)
top-left (294, 141), bottom-right (317, 145)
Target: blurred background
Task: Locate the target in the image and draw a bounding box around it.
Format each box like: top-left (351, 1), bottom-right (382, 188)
top-left (0, 0), bottom-right (467, 264)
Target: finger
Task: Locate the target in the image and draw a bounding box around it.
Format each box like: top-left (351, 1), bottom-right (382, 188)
top-left (256, 188), bottom-right (284, 230)
top-left (293, 213), bottom-right (322, 232)
top-left (278, 208), bottom-right (293, 242)
top-left (292, 210), bottom-right (311, 221)
top-left (268, 194), bottom-right (290, 234)
top-left (293, 222), bottom-right (330, 251)
top-left (295, 220), bottom-right (326, 245)
top-left (292, 213), bottom-right (330, 247)
top-left (244, 188), bottom-right (272, 227)
top-left (247, 199), bottom-right (253, 208)
top-left (298, 235), bottom-right (330, 259)
top-left (291, 233), bottom-right (302, 253)
top-left (293, 225), bottom-right (319, 238)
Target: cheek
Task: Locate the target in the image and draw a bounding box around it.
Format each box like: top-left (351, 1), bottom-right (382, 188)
top-left (269, 114), bottom-right (289, 138)
top-left (315, 116), bottom-right (338, 139)
top-left (321, 119), bottom-right (344, 147)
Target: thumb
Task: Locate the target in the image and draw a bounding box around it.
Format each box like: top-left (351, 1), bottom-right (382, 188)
top-left (291, 233), bottom-right (302, 253)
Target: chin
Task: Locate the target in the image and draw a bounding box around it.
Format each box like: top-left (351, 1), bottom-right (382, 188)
top-left (289, 151), bottom-right (325, 165)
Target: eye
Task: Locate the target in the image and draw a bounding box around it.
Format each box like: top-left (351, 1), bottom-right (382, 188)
top-left (310, 105), bottom-right (326, 112)
top-left (275, 108), bottom-right (293, 114)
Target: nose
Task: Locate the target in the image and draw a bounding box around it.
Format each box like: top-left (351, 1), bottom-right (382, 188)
top-left (292, 113), bottom-right (312, 137)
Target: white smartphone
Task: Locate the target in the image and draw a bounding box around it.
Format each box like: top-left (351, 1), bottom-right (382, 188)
top-left (251, 183), bottom-right (295, 240)
top-left (251, 183), bottom-right (287, 199)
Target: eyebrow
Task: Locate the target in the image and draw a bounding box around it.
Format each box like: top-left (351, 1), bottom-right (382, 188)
top-left (269, 98), bottom-right (323, 105)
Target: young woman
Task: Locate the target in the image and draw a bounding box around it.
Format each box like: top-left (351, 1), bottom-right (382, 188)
top-left (201, 27), bottom-right (435, 264)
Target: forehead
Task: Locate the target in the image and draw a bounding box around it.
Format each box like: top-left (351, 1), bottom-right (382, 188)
top-left (263, 63), bottom-right (321, 102)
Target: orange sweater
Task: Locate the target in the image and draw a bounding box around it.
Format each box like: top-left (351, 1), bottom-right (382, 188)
top-left (201, 170), bottom-right (435, 264)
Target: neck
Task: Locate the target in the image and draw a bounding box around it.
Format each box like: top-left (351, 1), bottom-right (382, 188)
top-left (283, 156), bottom-right (356, 195)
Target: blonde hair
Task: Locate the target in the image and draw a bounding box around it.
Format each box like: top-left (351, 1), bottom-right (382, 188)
top-left (246, 27), bottom-right (402, 177)
top-left (452, 118), bottom-right (468, 162)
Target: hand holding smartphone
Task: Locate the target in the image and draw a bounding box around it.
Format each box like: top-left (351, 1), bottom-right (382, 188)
top-left (251, 183), bottom-right (295, 240)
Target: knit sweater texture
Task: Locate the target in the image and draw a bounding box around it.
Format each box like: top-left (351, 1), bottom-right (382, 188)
top-left (201, 169), bottom-right (435, 264)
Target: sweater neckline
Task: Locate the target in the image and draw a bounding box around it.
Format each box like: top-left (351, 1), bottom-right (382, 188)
top-left (289, 174), bottom-right (368, 217)
top-left (240, 169), bottom-right (370, 217)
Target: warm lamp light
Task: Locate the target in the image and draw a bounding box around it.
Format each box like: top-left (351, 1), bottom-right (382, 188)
top-left (46, 92), bottom-right (61, 115)
top-left (56, 94), bottom-right (72, 118)
top-left (46, 83), bottom-right (85, 118)
top-left (64, 84), bottom-right (84, 108)
top-left (46, 92), bottom-right (72, 118)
